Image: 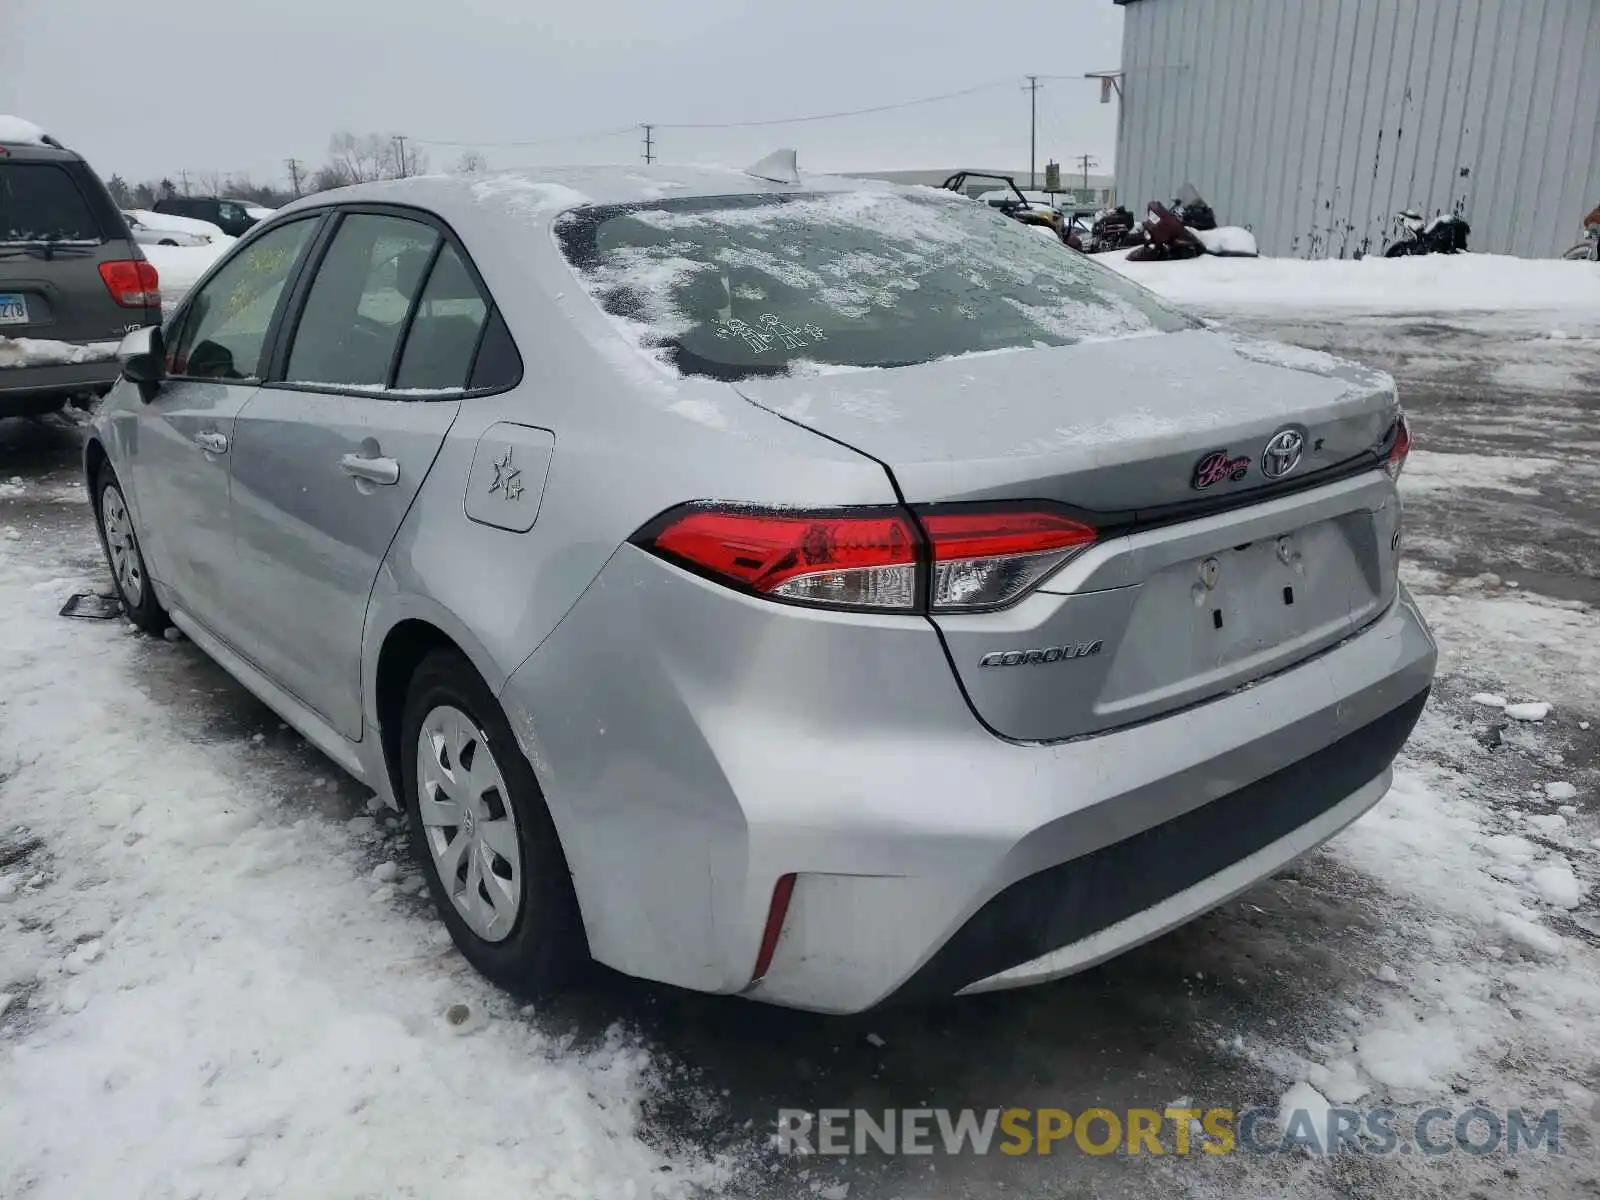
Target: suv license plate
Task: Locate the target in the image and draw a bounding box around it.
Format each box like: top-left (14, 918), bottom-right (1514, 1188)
top-left (0, 294), bottom-right (29, 325)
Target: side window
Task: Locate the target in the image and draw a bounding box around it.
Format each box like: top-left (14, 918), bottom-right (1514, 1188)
top-left (393, 243), bottom-right (488, 390)
top-left (468, 309), bottom-right (522, 390)
top-left (285, 214), bottom-right (438, 389)
top-left (166, 217), bottom-right (319, 381)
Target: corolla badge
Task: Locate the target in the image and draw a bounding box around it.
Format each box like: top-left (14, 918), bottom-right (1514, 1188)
top-left (1192, 449), bottom-right (1251, 489)
top-left (979, 642), bottom-right (1103, 668)
top-left (1261, 428), bottom-right (1306, 479)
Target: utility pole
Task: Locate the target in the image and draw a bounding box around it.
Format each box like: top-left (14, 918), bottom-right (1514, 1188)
top-left (641, 124), bottom-right (655, 164)
top-left (1023, 76), bottom-right (1040, 190)
top-left (179, 168), bottom-right (191, 196)
top-left (1076, 154), bottom-right (1098, 195)
top-left (284, 157), bottom-right (305, 197)
top-left (393, 135), bottom-right (410, 178)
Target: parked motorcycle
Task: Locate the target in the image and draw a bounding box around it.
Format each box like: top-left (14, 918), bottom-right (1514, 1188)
top-left (1384, 209), bottom-right (1470, 256)
top-left (1124, 187), bottom-right (1259, 262)
top-left (1562, 226), bottom-right (1599, 261)
top-left (1085, 205), bottom-right (1141, 254)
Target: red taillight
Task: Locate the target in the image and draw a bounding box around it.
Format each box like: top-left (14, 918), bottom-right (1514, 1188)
top-left (920, 509), bottom-right (1098, 611)
top-left (643, 507), bottom-right (918, 610)
top-left (750, 872), bottom-right (797, 985)
top-left (1384, 415), bottom-right (1411, 479)
top-left (98, 260), bottom-right (160, 308)
top-left (638, 503), bottom-right (1098, 613)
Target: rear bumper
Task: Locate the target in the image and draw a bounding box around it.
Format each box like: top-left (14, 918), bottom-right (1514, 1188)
top-left (0, 359), bottom-right (121, 413)
top-left (501, 548), bottom-right (1436, 1014)
top-left (897, 689), bottom-right (1424, 1001)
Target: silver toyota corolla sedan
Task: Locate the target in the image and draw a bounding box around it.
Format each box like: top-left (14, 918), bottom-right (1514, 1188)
top-left (84, 161), bottom-right (1436, 1013)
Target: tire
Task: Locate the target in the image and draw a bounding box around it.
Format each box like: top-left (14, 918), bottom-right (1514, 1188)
top-left (92, 465), bottom-right (169, 635)
top-left (400, 648), bottom-right (587, 996)
top-left (158, 238), bottom-right (177, 246)
top-left (1383, 242), bottom-right (1415, 258)
top-left (1562, 243), bottom-right (1595, 261)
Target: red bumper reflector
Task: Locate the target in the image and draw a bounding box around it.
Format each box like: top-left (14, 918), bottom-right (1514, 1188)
top-left (751, 872), bottom-right (797, 984)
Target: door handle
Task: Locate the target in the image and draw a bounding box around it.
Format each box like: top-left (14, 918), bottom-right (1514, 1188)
top-left (339, 452), bottom-right (400, 486)
top-left (194, 431), bottom-right (229, 454)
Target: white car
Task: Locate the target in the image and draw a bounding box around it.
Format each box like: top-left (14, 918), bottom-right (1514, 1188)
top-left (121, 211), bottom-right (210, 248)
top-left (124, 208), bottom-right (228, 245)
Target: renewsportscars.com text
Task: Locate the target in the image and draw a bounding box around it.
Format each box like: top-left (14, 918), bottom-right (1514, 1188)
top-left (775, 1106), bottom-right (1561, 1158)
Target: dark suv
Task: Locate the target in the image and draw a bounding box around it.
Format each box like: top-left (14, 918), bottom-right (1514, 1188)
top-left (1, 130), bottom-right (160, 417)
top-left (152, 196), bottom-right (259, 238)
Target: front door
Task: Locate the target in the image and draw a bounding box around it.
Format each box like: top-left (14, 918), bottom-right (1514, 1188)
top-left (227, 212), bottom-right (490, 739)
top-left (128, 215), bottom-right (322, 637)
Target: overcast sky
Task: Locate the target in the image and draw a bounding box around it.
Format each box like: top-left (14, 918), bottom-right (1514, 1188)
top-left (1, 0), bottom-right (1123, 191)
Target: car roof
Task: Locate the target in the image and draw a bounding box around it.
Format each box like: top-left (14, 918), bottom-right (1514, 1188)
top-left (0, 141), bottom-right (85, 165)
top-left (271, 164), bottom-right (920, 230)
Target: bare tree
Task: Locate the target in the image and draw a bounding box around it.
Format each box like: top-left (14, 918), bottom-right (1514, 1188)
top-left (453, 149), bottom-right (488, 175)
top-left (328, 131), bottom-right (390, 183)
top-left (309, 162), bottom-right (354, 193)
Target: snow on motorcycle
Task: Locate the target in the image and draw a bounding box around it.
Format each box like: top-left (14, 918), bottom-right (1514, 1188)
top-left (1384, 209), bottom-right (1471, 256)
top-left (1124, 186), bottom-right (1259, 262)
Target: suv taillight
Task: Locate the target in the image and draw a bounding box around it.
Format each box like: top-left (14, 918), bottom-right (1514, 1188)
top-left (98, 260), bottom-right (160, 308)
top-left (635, 504), bottom-right (1096, 613)
top-left (1384, 415), bottom-right (1411, 479)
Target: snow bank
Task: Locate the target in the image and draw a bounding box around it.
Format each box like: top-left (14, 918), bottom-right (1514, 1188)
top-left (0, 115), bottom-right (50, 145)
top-left (1106, 251), bottom-right (1600, 318)
top-left (143, 242), bottom-right (228, 303)
top-left (0, 338), bottom-right (120, 369)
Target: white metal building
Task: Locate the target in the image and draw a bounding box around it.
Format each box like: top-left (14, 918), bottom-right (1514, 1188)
top-left (1114, 0), bottom-right (1600, 258)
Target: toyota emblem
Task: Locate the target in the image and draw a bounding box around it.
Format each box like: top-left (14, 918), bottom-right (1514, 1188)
top-left (1261, 428), bottom-right (1306, 479)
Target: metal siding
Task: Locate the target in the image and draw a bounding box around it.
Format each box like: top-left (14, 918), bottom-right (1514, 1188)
top-left (1346, 0), bottom-right (1398, 257)
top-left (1470, 0), bottom-right (1521, 250)
top-left (1115, 0), bottom-right (1599, 258)
top-left (1528, 0), bottom-right (1583, 256)
top-left (1564, 2), bottom-right (1600, 253)
top-left (1254, 1), bottom-right (1299, 254)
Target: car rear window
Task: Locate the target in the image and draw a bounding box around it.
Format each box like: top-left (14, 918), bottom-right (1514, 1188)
top-left (0, 162), bottom-right (103, 244)
top-left (555, 190), bottom-right (1191, 381)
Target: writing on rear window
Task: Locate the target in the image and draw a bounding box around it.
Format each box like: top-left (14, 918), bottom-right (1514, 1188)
top-left (556, 190), bottom-right (1193, 382)
top-left (714, 314), bottom-right (827, 353)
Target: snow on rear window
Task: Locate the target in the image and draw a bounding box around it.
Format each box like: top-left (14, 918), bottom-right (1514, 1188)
top-left (556, 190), bottom-right (1190, 381)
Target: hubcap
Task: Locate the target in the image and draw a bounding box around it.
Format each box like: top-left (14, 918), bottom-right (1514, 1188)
top-left (416, 705), bottom-right (522, 942)
top-left (100, 484), bottom-right (144, 607)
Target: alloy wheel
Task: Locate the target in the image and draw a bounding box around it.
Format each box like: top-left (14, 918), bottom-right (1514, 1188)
top-left (416, 704), bottom-right (523, 942)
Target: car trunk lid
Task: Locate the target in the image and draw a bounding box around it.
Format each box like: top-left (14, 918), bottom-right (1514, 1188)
top-left (734, 329), bottom-right (1405, 741)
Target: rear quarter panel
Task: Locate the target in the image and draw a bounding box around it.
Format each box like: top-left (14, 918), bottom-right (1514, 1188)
top-left (364, 199), bottom-right (899, 725)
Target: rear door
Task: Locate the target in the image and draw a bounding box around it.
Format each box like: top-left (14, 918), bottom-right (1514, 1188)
top-left (0, 152), bottom-right (156, 350)
top-left (227, 207), bottom-right (489, 739)
top-left (127, 215), bottom-right (323, 631)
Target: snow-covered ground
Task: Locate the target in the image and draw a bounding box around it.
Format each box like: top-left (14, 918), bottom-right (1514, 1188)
top-left (0, 525), bottom-right (732, 1197)
top-left (1109, 251), bottom-right (1600, 326)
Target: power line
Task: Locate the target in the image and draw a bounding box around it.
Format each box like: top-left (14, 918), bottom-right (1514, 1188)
top-left (652, 79), bottom-right (1016, 130)
top-left (406, 125), bottom-right (637, 149)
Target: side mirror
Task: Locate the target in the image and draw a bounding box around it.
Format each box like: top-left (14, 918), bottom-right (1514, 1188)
top-left (118, 325), bottom-right (165, 402)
